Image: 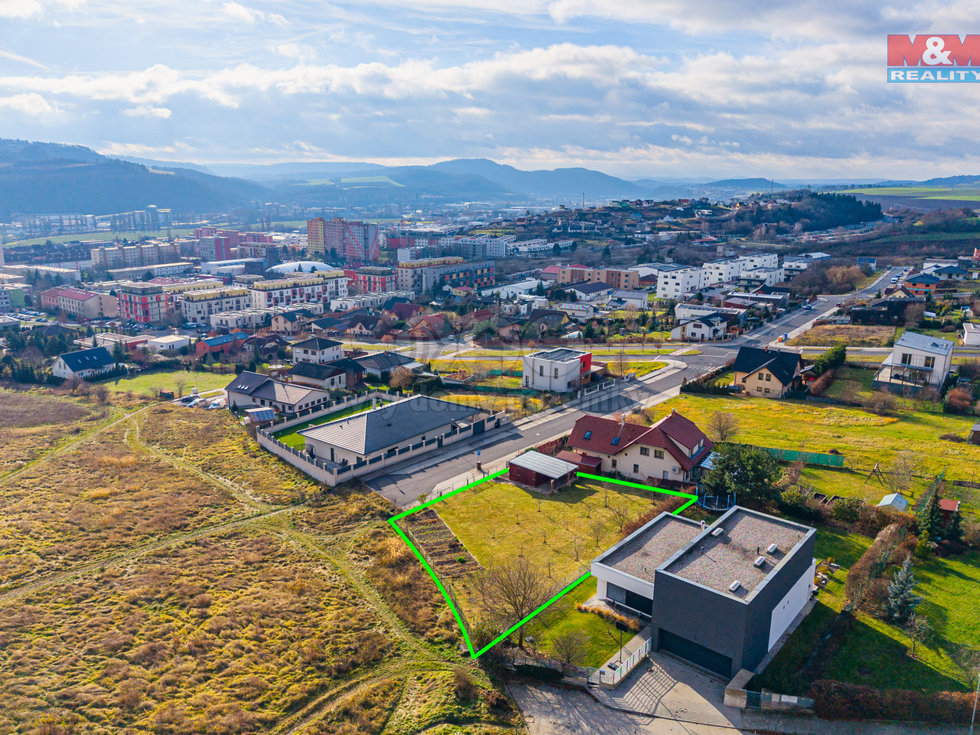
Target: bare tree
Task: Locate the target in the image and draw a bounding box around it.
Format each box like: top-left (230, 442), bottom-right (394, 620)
top-left (888, 449), bottom-right (919, 493)
top-left (707, 411), bottom-right (739, 442)
top-left (906, 613), bottom-right (933, 659)
top-left (65, 374), bottom-right (82, 395)
top-left (92, 384), bottom-right (110, 405)
top-left (476, 557), bottom-right (553, 648)
top-left (389, 367), bottom-right (416, 391)
top-left (174, 375), bottom-right (187, 398)
top-left (550, 629), bottom-right (588, 671)
top-left (589, 517), bottom-right (606, 548)
top-left (609, 503), bottom-right (632, 533)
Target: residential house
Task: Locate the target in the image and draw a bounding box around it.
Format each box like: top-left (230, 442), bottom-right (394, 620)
top-left (567, 410), bottom-right (713, 485)
top-left (524, 308), bottom-right (570, 336)
top-left (196, 331), bottom-right (247, 357)
top-left (405, 313), bottom-right (450, 340)
top-left (300, 395), bottom-right (492, 467)
top-left (388, 302), bottom-right (423, 322)
top-left (288, 358), bottom-right (364, 390)
top-left (905, 273), bottom-right (940, 298)
top-left (873, 331), bottom-right (954, 394)
top-left (522, 348), bottom-right (592, 392)
top-left (962, 322), bottom-right (980, 346)
top-left (52, 347), bottom-right (119, 380)
top-left (291, 336), bottom-right (343, 365)
top-left (732, 346), bottom-right (806, 398)
top-left (354, 351), bottom-right (424, 378)
top-left (670, 313), bottom-right (728, 342)
top-left (345, 314), bottom-right (381, 338)
top-left (146, 335), bottom-right (190, 353)
top-left (270, 309), bottom-right (316, 336)
top-left (608, 290), bottom-right (650, 310)
top-left (242, 334), bottom-right (289, 360)
top-left (495, 316), bottom-right (524, 341)
top-left (925, 264), bottom-right (969, 281)
top-left (566, 281), bottom-right (613, 302)
top-left (225, 371), bottom-right (333, 415)
top-left (557, 302), bottom-right (596, 323)
top-left (590, 507), bottom-right (815, 678)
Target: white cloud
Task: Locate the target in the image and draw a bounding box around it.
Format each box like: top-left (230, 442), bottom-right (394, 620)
top-left (275, 42), bottom-right (314, 62)
top-left (123, 104), bottom-right (172, 118)
top-left (0, 0), bottom-right (42, 17)
top-left (222, 1), bottom-right (287, 26)
top-left (0, 91), bottom-right (61, 116)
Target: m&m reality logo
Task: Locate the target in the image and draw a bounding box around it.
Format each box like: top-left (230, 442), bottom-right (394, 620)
top-left (888, 35), bottom-right (980, 82)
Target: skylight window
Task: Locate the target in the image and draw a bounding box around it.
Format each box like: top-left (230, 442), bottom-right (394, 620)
top-left (584, 431), bottom-right (592, 440)
top-left (611, 436), bottom-right (620, 446)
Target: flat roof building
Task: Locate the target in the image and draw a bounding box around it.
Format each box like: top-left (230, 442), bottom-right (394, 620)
top-left (592, 507), bottom-right (816, 679)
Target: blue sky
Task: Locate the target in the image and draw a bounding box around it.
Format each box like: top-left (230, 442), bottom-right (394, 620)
top-left (0, 0), bottom-right (978, 178)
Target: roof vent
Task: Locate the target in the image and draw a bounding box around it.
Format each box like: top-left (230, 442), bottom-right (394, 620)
top-left (710, 527), bottom-right (724, 537)
top-left (728, 580), bottom-right (741, 593)
top-left (754, 556), bottom-right (766, 568)
top-left (767, 543), bottom-right (779, 554)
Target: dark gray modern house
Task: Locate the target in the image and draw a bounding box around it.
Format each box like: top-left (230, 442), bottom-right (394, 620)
top-left (591, 507), bottom-right (816, 678)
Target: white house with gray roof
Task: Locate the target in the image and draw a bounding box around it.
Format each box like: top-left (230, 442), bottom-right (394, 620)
top-left (873, 331), bottom-right (954, 394)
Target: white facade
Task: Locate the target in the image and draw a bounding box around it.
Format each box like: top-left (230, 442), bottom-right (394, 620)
top-left (768, 560), bottom-right (816, 650)
top-left (249, 273), bottom-right (347, 309)
top-left (670, 316), bottom-right (727, 342)
top-left (522, 348), bottom-right (589, 392)
top-left (703, 259), bottom-right (743, 285)
top-left (210, 308), bottom-right (273, 332)
top-left (737, 253), bottom-right (779, 270)
top-left (292, 340), bottom-right (343, 365)
top-left (782, 257), bottom-right (811, 273)
top-left (963, 322), bottom-right (980, 346)
top-left (741, 266), bottom-right (785, 286)
top-left (557, 302), bottom-right (596, 323)
top-left (180, 287), bottom-right (251, 322)
top-left (656, 266), bottom-right (710, 299)
top-left (146, 335), bottom-right (190, 353)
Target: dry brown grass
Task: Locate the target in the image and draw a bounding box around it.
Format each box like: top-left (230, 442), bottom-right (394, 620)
top-left (0, 423), bottom-right (244, 588)
top-left (788, 324), bottom-right (897, 347)
top-left (0, 529), bottom-right (394, 734)
top-left (0, 388), bottom-right (108, 473)
top-left (297, 678), bottom-right (404, 735)
top-left (139, 406), bottom-right (314, 504)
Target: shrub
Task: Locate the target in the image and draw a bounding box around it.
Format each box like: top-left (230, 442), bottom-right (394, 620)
top-left (845, 523), bottom-right (906, 607)
top-left (513, 663), bottom-right (563, 682)
top-left (939, 433), bottom-right (966, 443)
top-left (453, 668), bottom-right (477, 700)
top-left (944, 387), bottom-right (974, 415)
top-left (575, 603), bottom-right (642, 631)
top-left (813, 343), bottom-right (846, 376)
top-left (832, 497), bottom-right (862, 524)
top-left (808, 369), bottom-right (836, 397)
top-left (809, 680), bottom-right (975, 723)
top-left (863, 391), bottom-right (897, 415)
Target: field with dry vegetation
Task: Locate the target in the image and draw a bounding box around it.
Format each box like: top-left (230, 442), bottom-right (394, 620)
top-left (0, 390), bottom-right (521, 734)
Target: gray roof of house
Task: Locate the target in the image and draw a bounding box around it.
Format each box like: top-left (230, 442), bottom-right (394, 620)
top-left (528, 347), bottom-right (587, 362)
top-left (353, 351), bottom-right (419, 371)
top-left (569, 281), bottom-right (612, 294)
top-left (597, 513), bottom-right (702, 583)
top-left (508, 450), bottom-right (578, 480)
top-left (894, 331), bottom-right (954, 356)
top-left (300, 395), bottom-right (482, 454)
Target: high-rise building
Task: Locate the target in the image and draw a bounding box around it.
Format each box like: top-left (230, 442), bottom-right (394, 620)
top-left (307, 217), bottom-right (380, 262)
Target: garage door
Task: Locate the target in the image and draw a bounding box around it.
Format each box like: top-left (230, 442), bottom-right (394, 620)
top-left (658, 629), bottom-right (732, 678)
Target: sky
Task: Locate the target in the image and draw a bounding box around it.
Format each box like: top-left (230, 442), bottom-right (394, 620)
top-left (0, 0), bottom-right (979, 179)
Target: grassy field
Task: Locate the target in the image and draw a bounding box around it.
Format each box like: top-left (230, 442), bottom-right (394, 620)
top-left (788, 324), bottom-right (897, 347)
top-left (0, 396), bottom-right (519, 733)
top-left (4, 227), bottom-right (197, 248)
top-left (841, 186), bottom-right (980, 201)
top-left (608, 360), bottom-right (668, 377)
top-left (0, 388), bottom-right (113, 474)
top-left (436, 477), bottom-right (688, 647)
top-left (272, 400), bottom-right (382, 449)
top-left (755, 528), bottom-right (979, 694)
top-left (437, 391), bottom-right (544, 417)
top-left (102, 368), bottom-right (232, 396)
top-left (649, 394), bottom-right (980, 508)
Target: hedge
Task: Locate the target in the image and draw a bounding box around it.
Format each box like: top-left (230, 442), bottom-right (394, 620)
top-left (810, 680), bottom-right (975, 723)
top-left (514, 663), bottom-right (563, 682)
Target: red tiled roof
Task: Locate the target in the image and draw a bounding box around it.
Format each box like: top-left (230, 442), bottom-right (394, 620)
top-left (556, 450), bottom-right (601, 468)
top-left (938, 498), bottom-right (961, 513)
top-left (567, 411), bottom-right (712, 472)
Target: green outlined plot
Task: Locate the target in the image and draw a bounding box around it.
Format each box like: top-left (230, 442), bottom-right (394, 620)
top-left (387, 469), bottom-right (698, 659)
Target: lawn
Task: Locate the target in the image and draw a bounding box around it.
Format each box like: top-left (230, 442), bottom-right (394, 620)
top-left (430, 358), bottom-right (523, 374)
top-left (530, 577), bottom-right (631, 668)
top-left (272, 400), bottom-right (383, 449)
top-left (754, 529), bottom-right (979, 695)
top-left (102, 368), bottom-right (233, 396)
top-left (436, 478), bottom-right (676, 630)
top-left (823, 365), bottom-right (876, 402)
top-left (607, 360), bottom-right (668, 377)
top-left (787, 324), bottom-right (896, 347)
top-left (649, 394), bottom-right (980, 490)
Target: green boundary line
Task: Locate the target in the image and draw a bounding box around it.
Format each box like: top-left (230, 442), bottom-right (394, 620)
top-left (387, 467), bottom-right (698, 659)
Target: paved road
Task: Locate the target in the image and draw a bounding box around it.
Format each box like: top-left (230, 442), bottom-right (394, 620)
top-left (364, 268), bottom-right (903, 507)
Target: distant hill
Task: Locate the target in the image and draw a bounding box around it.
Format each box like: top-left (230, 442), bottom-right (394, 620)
top-left (704, 178), bottom-right (787, 190)
top-left (428, 158), bottom-right (647, 198)
top-left (207, 161), bottom-right (384, 181)
top-left (0, 139), bottom-right (266, 219)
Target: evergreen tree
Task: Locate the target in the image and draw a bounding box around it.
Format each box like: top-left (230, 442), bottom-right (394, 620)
top-left (885, 556), bottom-right (922, 624)
top-left (916, 491), bottom-right (941, 538)
top-left (947, 510), bottom-right (963, 543)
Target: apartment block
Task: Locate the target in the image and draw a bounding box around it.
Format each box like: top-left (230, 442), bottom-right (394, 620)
top-left (656, 266), bottom-right (711, 299)
top-left (180, 287), bottom-right (251, 322)
top-left (307, 217), bottom-right (380, 262)
top-left (248, 272), bottom-right (348, 309)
